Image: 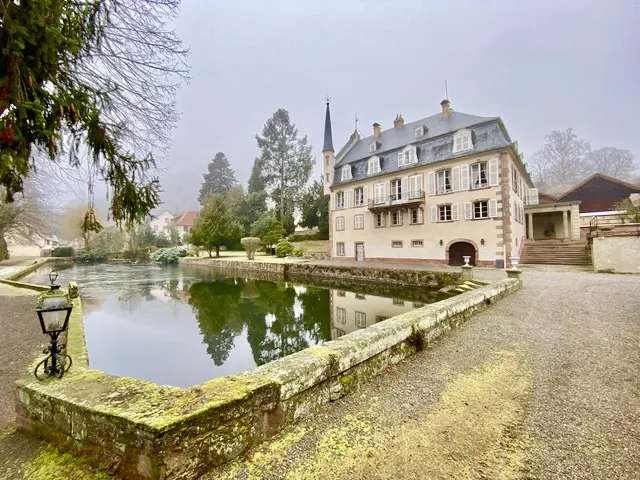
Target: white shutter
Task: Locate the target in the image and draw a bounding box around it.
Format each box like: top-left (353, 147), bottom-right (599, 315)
top-left (363, 185), bottom-right (368, 204)
top-left (401, 176), bottom-right (408, 200)
top-left (528, 188), bottom-right (539, 205)
top-left (417, 173), bottom-right (424, 195)
top-left (332, 193), bottom-right (336, 209)
top-left (427, 172), bottom-right (436, 196)
top-left (451, 166), bottom-right (461, 191)
top-left (451, 203), bottom-right (458, 221)
top-left (488, 158), bottom-right (499, 186)
top-left (489, 199), bottom-right (498, 218)
top-left (461, 165), bottom-right (470, 190)
top-left (418, 208), bottom-right (423, 223)
top-left (464, 202), bottom-right (472, 220)
top-left (430, 206), bottom-right (438, 223)
top-left (397, 151), bottom-right (404, 166)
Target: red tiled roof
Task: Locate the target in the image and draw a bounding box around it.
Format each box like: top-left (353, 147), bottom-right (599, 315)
top-left (173, 211), bottom-right (198, 227)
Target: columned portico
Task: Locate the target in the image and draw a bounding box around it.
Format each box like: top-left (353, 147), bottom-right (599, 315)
top-left (524, 201), bottom-right (581, 241)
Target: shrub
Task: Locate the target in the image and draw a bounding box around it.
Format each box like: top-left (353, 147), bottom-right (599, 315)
top-left (241, 237), bottom-right (261, 260)
top-left (288, 231), bottom-right (329, 241)
top-left (275, 239), bottom-right (294, 258)
top-left (150, 246), bottom-right (186, 265)
top-left (292, 246), bottom-right (304, 257)
top-left (51, 246), bottom-right (74, 257)
top-left (75, 250), bottom-right (107, 264)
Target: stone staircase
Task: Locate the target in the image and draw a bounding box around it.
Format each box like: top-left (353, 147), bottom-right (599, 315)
top-left (520, 240), bottom-right (591, 266)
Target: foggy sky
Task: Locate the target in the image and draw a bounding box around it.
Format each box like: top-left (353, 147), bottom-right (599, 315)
top-left (156, 0), bottom-right (639, 213)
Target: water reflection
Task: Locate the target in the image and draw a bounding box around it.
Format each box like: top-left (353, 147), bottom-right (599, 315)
top-left (21, 264), bottom-right (448, 387)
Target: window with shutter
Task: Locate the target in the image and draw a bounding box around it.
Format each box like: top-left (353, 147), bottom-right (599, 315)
top-left (451, 203), bottom-right (458, 221)
top-left (470, 162), bottom-right (488, 189)
top-left (461, 165), bottom-right (470, 190)
top-left (452, 129), bottom-right (473, 153)
top-left (464, 202), bottom-right (472, 220)
top-left (472, 200), bottom-right (489, 219)
top-left (367, 156), bottom-right (381, 175)
top-left (341, 165), bottom-right (352, 181)
top-left (488, 158), bottom-right (499, 186)
top-left (489, 199), bottom-right (498, 217)
top-left (436, 169), bottom-right (452, 194)
top-left (452, 166), bottom-right (461, 191)
top-left (430, 206), bottom-right (438, 223)
top-left (374, 183), bottom-right (386, 204)
top-left (427, 172), bottom-right (436, 196)
top-left (335, 191), bottom-right (345, 209)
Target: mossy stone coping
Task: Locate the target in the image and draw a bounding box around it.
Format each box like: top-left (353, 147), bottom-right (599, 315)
top-left (16, 273), bottom-right (520, 480)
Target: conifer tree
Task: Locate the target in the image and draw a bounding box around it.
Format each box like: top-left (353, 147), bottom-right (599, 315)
top-left (198, 152), bottom-right (237, 205)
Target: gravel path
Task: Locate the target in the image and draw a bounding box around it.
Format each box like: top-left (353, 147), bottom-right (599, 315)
top-left (208, 268), bottom-right (640, 480)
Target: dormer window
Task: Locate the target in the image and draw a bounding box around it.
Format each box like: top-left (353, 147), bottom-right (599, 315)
top-left (398, 145), bottom-right (417, 167)
top-left (369, 142), bottom-right (378, 153)
top-left (452, 129), bottom-right (473, 153)
top-left (367, 155), bottom-right (381, 175)
top-left (414, 126), bottom-right (425, 138)
top-left (341, 164), bottom-right (352, 181)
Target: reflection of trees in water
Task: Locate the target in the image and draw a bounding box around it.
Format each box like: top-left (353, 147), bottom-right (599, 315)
top-left (188, 278), bottom-right (331, 368)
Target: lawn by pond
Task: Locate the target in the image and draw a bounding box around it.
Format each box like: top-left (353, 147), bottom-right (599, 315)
top-left (22, 263), bottom-right (450, 387)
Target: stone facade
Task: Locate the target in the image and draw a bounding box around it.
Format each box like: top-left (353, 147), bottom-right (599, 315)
top-left (15, 270), bottom-right (520, 480)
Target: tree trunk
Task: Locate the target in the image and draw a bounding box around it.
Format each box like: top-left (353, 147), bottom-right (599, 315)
top-left (208, 249), bottom-right (212, 258)
top-left (0, 231), bottom-right (9, 261)
top-left (215, 245), bottom-right (220, 257)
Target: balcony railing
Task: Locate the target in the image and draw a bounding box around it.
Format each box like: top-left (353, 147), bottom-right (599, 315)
top-left (368, 190), bottom-right (425, 210)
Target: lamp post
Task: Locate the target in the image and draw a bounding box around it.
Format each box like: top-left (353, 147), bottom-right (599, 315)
top-left (34, 286), bottom-right (73, 380)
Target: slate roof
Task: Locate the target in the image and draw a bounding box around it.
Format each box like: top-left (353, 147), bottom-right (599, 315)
top-left (323, 101), bottom-right (334, 152)
top-left (332, 110), bottom-right (513, 186)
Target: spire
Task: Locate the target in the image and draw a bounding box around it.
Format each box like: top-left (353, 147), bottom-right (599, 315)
top-left (323, 98), bottom-right (334, 153)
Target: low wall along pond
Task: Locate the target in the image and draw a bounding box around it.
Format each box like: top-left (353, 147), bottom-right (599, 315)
top-left (14, 261), bottom-right (521, 480)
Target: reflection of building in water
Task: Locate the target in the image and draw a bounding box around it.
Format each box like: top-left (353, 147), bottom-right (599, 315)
top-left (330, 289), bottom-right (421, 339)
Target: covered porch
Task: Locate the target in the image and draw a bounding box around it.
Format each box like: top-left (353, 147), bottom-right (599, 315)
top-left (525, 201), bottom-right (581, 241)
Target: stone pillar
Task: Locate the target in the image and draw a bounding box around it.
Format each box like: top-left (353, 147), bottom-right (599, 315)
top-left (461, 265), bottom-right (473, 280)
top-left (526, 213), bottom-right (533, 240)
top-left (562, 210), bottom-right (569, 239)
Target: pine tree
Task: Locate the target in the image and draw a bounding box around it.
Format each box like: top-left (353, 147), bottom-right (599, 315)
top-left (190, 195), bottom-right (241, 257)
top-left (248, 158), bottom-right (266, 193)
top-left (198, 152), bottom-right (237, 205)
top-left (255, 109), bottom-right (313, 226)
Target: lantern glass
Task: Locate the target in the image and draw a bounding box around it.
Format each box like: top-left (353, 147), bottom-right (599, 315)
top-left (49, 270), bottom-right (59, 285)
top-left (37, 294), bottom-right (72, 334)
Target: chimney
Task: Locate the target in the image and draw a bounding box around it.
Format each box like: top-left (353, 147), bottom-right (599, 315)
top-left (393, 114), bottom-right (405, 128)
top-left (440, 99), bottom-right (452, 117)
top-left (372, 122), bottom-right (381, 138)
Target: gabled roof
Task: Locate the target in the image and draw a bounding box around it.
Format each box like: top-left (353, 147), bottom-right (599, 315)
top-left (336, 110), bottom-right (500, 167)
top-left (557, 173), bottom-right (640, 200)
top-left (173, 211), bottom-right (198, 227)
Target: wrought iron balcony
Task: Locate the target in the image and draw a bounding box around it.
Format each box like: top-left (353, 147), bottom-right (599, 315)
top-left (368, 190), bottom-right (425, 210)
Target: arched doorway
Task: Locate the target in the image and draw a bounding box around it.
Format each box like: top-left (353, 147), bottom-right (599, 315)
top-left (448, 241), bottom-right (476, 266)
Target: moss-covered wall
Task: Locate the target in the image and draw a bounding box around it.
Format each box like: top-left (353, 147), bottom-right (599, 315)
top-left (15, 276), bottom-right (520, 480)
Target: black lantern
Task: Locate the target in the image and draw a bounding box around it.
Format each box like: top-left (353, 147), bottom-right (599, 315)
top-left (34, 291), bottom-right (73, 379)
top-left (48, 270), bottom-right (60, 291)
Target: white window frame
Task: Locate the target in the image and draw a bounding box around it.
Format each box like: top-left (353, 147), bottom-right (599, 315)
top-left (336, 306), bottom-right (347, 323)
top-left (391, 240), bottom-right (403, 248)
top-left (355, 311), bottom-right (367, 328)
top-left (473, 200), bottom-right (489, 219)
top-left (414, 125), bottom-right (424, 138)
top-left (438, 204), bottom-right (452, 222)
top-left (453, 129), bottom-right (473, 153)
top-left (409, 207), bottom-right (423, 225)
top-left (341, 165), bottom-right (352, 182)
top-left (408, 174), bottom-right (423, 199)
top-left (436, 169), bottom-right (452, 194)
top-left (367, 155), bottom-right (381, 175)
top-left (398, 145), bottom-right (417, 167)
top-left (411, 239), bottom-right (424, 248)
top-left (353, 214), bottom-right (364, 230)
top-left (335, 191), bottom-right (345, 209)
top-left (369, 142), bottom-right (377, 153)
top-left (336, 242), bottom-right (345, 256)
top-left (390, 178), bottom-right (402, 201)
top-left (470, 161), bottom-right (488, 189)
top-left (354, 187), bottom-right (364, 206)
top-left (335, 216), bottom-right (345, 231)
top-left (390, 210), bottom-right (403, 226)
top-left (375, 212), bottom-right (386, 228)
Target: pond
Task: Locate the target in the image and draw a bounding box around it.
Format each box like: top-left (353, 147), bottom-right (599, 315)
top-left (22, 263), bottom-right (450, 387)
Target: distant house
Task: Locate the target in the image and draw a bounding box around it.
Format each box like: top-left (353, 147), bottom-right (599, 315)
top-left (173, 211), bottom-right (198, 240)
top-left (554, 173), bottom-right (640, 213)
top-left (7, 232), bottom-right (60, 257)
top-left (149, 211), bottom-right (175, 237)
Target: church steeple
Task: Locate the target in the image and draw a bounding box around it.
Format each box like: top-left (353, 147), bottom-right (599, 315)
top-left (323, 98), bottom-right (334, 153)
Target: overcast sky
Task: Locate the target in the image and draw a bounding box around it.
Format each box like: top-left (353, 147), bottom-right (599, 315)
top-left (154, 0), bottom-right (639, 212)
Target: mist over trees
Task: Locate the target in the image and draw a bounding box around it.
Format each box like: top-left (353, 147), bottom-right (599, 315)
top-left (529, 128), bottom-right (638, 192)
top-left (198, 152), bottom-right (237, 205)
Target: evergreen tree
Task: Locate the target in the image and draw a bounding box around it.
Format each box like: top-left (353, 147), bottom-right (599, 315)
top-left (248, 157), bottom-right (266, 193)
top-left (251, 212), bottom-right (285, 253)
top-left (255, 109), bottom-right (313, 227)
top-left (190, 195), bottom-right (241, 257)
top-left (300, 180), bottom-right (329, 235)
top-left (198, 152), bottom-right (237, 205)
top-left (225, 186), bottom-right (267, 235)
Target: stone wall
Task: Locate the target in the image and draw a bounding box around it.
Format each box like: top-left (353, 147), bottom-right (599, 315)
top-left (15, 276), bottom-right (519, 480)
top-left (592, 234), bottom-right (640, 273)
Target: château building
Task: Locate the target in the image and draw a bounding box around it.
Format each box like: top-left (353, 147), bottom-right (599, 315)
top-left (322, 99), bottom-right (537, 267)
